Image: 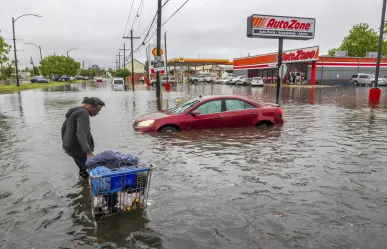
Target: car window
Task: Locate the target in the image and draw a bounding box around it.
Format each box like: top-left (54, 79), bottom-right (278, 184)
top-left (226, 99), bottom-right (257, 111)
top-left (226, 99), bottom-right (246, 111)
top-left (351, 75), bottom-right (358, 78)
top-left (195, 100), bottom-right (222, 114)
top-left (359, 75), bottom-right (368, 78)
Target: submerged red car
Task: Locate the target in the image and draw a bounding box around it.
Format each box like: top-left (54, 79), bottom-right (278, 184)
top-left (133, 95), bottom-right (284, 132)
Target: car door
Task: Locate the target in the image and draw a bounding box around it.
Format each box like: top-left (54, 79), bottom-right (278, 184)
top-left (181, 100), bottom-right (224, 130)
top-left (222, 99), bottom-right (258, 128)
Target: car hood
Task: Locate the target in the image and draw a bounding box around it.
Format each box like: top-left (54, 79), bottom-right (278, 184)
top-left (136, 111), bottom-right (170, 122)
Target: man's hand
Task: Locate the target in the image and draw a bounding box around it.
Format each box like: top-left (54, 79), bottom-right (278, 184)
top-left (87, 153), bottom-right (94, 158)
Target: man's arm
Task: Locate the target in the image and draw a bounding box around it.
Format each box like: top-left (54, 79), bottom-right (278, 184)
top-left (76, 113), bottom-right (93, 157)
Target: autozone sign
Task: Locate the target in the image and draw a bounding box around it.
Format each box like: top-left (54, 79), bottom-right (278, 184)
top-left (247, 14), bottom-right (315, 40)
top-left (283, 47), bottom-right (318, 62)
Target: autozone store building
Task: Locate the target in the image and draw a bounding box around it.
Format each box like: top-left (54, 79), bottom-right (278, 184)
top-left (233, 46), bottom-right (387, 86)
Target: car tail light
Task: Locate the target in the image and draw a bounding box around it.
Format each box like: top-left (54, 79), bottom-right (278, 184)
top-left (276, 107), bottom-right (283, 117)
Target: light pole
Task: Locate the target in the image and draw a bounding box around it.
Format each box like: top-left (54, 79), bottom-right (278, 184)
top-left (12, 14), bottom-right (42, 86)
top-left (67, 48), bottom-right (78, 57)
top-left (164, 31), bottom-right (168, 82)
top-left (25, 43), bottom-right (43, 61)
top-left (88, 61), bottom-right (95, 69)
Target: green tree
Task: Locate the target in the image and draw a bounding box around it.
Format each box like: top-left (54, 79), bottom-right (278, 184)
top-left (328, 48), bottom-right (338, 56)
top-left (328, 23), bottom-right (380, 57)
top-left (0, 36), bottom-right (11, 66)
top-left (0, 61), bottom-right (15, 80)
top-left (112, 68), bottom-right (130, 78)
top-left (39, 55), bottom-right (80, 78)
top-left (80, 69), bottom-right (89, 77)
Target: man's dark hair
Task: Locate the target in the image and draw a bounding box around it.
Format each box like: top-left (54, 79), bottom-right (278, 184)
top-left (82, 97), bottom-right (105, 107)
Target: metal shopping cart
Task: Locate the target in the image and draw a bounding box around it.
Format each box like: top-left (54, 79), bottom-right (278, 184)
top-left (88, 164), bottom-right (155, 221)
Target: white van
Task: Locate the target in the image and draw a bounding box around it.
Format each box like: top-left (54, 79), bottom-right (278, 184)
top-left (111, 77), bottom-right (125, 90)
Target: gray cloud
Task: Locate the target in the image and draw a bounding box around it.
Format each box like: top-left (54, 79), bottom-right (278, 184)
top-left (0, 0), bottom-right (383, 69)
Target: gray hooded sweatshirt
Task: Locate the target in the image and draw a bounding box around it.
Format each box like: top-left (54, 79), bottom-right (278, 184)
top-left (61, 106), bottom-right (94, 157)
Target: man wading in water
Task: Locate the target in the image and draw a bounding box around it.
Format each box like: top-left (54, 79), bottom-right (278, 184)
top-left (61, 97), bottom-right (105, 178)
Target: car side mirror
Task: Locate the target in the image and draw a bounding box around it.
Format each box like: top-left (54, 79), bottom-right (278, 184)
top-left (191, 110), bottom-right (200, 116)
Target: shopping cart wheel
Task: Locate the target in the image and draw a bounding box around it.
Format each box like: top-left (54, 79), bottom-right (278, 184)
top-left (93, 207), bottom-right (103, 221)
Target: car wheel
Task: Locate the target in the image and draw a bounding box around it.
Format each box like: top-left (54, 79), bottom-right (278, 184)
top-left (353, 81), bottom-right (359, 87)
top-left (159, 126), bottom-right (179, 133)
top-left (256, 121), bottom-right (274, 129)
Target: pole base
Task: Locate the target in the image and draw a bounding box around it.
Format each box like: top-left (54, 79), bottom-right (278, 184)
top-left (368, 88), bottom-right (381, 106)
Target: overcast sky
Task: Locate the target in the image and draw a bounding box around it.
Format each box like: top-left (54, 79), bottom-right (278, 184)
top-left (0, 0), bottom-right (384, 69)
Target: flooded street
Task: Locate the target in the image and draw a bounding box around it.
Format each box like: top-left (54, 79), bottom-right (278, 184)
top-left (1, 82), bottom-right (387, 248)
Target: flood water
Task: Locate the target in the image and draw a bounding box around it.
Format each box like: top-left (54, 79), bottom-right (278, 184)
top-left (1, 82), bottom-right (387, 248)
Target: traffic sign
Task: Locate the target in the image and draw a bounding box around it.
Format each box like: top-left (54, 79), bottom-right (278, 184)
top-left (152, 48), bottom-right (163, 56)
top-left (153, 59), bottom-right (165, 72)
top-left (279, 64), bottom-right (288, 78)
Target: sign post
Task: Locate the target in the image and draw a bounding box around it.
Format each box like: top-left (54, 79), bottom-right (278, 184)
top-left (247, 14), bottom-right (316, 105)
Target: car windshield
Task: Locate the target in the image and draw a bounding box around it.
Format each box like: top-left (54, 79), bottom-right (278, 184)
top-left (114, 80), bottom-right (123, 84)
top-left (168, 98), bottom-right (201, 114)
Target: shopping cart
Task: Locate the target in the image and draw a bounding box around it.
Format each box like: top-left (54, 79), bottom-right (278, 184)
top-left (88, 163), bottom-right (155, 221)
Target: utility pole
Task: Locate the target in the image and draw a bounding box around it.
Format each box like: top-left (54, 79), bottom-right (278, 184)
top-left (123, 30), bottom-right (140, 91)
top-left (30, 57), bottom-right (35, 77)
top-left (115, 60), bottom-right (119, 71)
top-left (12, 17), bottom-right (20, 86)
top-left (156, 0), bottom-right (162, 108)
top-left (164, 31), bottom-right (168, 82)
top-left (116, 52), bottom-right (122, 70)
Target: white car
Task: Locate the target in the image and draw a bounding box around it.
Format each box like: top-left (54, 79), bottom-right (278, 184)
top-left (235, 76), bottom-right (251, 85)
top-left (229, 76), bottom-right (243, 85)
top-left (251, 77), bottom-right (264, 87)
top-left (220, 77), bottom-right (232, 84)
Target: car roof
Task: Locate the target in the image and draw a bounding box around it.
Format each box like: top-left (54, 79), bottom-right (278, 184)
top-left (198, 95), bottom-right (256, 102)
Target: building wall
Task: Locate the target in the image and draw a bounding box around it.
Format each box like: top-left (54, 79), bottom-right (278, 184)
top-left (125, 60), bottom-right (145, 74)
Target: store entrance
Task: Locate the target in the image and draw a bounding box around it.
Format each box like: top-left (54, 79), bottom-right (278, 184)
top-left (286, 62), bottom-right (309, 85)
top-left (248, 62), bottom-right (310, 85)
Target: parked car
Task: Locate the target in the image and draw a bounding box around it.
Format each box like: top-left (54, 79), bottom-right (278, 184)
top-left (111, 77), bottom-right (124, 87)
top-left (251, 77), bottom-right (264, 87)
top-left (236, 75), bottom-right (251, 85)
top-left (220, 77), bottom-right (232, 84)
top-left (59, 75), bottom-right (70, 82)
top-left (30, 76), bottom-right (48, 83)
top-left (229, 76), bottom-right (247, 85)
top-left (189, 75), bottom-right (206, 84)
top-left (95, 77), bottom-right (103, 83)
top-left (351, 73), bottom-right (386, 87)
top-left (133, 95), bottom-right (284, 132)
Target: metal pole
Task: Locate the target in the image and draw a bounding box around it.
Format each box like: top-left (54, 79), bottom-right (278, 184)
top-left (30, 57), bottom-right (35, 77)
top-left (276, 38), bottom-right (283, 105)
top-left (164, 31), bottom-right (168, 81)
top-left (123, 43), bottom-right (126, 70)
top-left (374, 0), bottom-right (387, 88)
top-left (156, 0), bottom-right (162, 107)
top-left (12, 17), bottom-right (20, 86)
top-left (39, 45), bottom-right (42, 61)
top-left (118, 51), bottom-right (121, 70)
top-left (131, 30), bottom-right (135, 91)
top-left (67, 51), bottom-right (69, 57)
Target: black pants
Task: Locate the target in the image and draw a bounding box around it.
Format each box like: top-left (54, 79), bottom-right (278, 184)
top-left (73, 155), bottom-right (87, 173)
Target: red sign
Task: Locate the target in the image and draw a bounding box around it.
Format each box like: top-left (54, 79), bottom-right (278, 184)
top-left (283, 49), bottom-right (316, 62)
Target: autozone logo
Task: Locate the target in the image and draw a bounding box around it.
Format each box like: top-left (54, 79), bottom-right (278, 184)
top-left (283, 49), bottom-right (316, 61)
top-left (253, 17), bottom-right (312, 31)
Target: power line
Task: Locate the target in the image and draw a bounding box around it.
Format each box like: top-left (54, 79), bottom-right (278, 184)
top-left (162, 0), bottom-right (190, 26)
top-left (162, 0), bottom-right (171, 7)
top-left (131, 0), bottom-right (145, 31)
top-left (122, 0), bottom-right (136, 38)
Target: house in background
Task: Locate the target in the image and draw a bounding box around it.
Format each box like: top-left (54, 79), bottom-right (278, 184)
top-left (125, 59), bottom-right (146, 84)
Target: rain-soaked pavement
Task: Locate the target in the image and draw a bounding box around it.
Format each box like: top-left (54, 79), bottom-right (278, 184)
top-left (1, 81), bottom-right (387, 248)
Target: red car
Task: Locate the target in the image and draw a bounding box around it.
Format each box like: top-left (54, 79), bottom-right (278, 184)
top-left (133, 95), bottom-right (284, 132)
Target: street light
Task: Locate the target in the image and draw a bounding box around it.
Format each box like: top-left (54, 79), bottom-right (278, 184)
top-left (25, 42), bottom-right (43, 61)
top-left (67, 48), bottom-right (78, 57)
top-left (88, 61), bottom-right (95, 68)
top-left (12, 14), bottom-right (42, 86)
